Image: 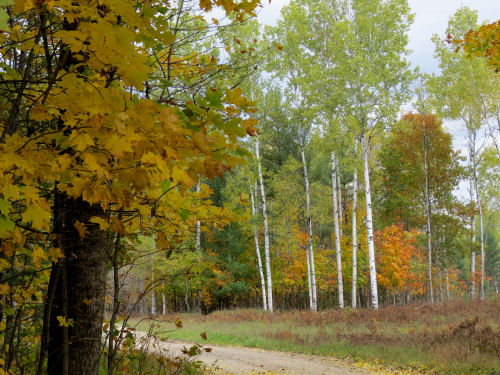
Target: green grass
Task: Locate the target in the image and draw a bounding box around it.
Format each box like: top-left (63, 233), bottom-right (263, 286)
top-left (132, 300), bottom-right (500, 375)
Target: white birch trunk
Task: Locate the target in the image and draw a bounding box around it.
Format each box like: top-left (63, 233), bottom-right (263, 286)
top-left (250, 182), bottom-right (267, 311)
top-left (256, 139), bottom-right (273, 312)
top-left (161, 279), bottom-right (166, 315)
top-left (196, 181), bottom-right (201, 251)
top-left (151, 254), bottom-right (156, 315)
top-left (300, 143), bottom-right (317, 311)
top-left (196, 180), bottom-right (202, 311)
top-left (305, 243), bottom-right (313, 309)
top-left (422, 112), bottom-right (434, 304)
top-left (336, 157), bottom-right (343, 237)
top-left (331, 151), bottom-right (344, 309)
top-left (471, 152), bottom-right (485, 301)
top-left (361, 133), bottom-right (379, 310)
top-left (471, 216), bottom-right (476, 300)
top-left (352, 138), bottom-right (358, 309)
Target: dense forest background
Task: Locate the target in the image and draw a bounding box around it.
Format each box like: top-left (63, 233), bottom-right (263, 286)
top-left (0, 0), bottom-right (499, 373)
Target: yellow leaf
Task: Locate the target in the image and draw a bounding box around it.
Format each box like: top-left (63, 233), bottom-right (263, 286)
top-left (69, 133), bottom-right (94, 151)
top-left (82, 298), bottom-right (92, 305)
top-left (22, 206), bottom-right (51, 230)
top-left (48, 247), bottom-right (64, 263)
top-left (90, 216), bottom-right (109, 230)
top-left (56, 316), bottom-right (74, 327)
top-left (110, 217), bottom-right (125, 234)
top-left (74, 220), bottom-right (89, 239)
top-left (33, 246), bottom-right (47, 267)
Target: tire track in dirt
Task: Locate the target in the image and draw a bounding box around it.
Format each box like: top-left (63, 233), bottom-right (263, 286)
top-left (136, 332), bottom-right (376, 375)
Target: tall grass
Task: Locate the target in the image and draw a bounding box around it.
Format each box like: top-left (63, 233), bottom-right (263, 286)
top-left (135, 300), bottom-right (500, 375)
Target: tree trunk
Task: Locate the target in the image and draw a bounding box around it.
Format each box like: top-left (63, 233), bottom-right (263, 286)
top-left (472, 158), bottom-right (485, 301)
top-left (184, 280), bottom-right (190, 312)
top-left (162, 280), bottom-right (166, 315)
top-left (470, 176), bottom-right (476, 300)
top-left (47, 192), bottom-right (110, 375)
top-left (151, 254), bottom-right (156, 315)
top-left (422, 112), bottom-right (434, 304)
top-left (468, 128), bottom-right (485, 300)
top-left (352, 138), bottom-right (358, 309)
top-left (305, 243), bottom-right (313, 309)
top-left (196, 179), bottom-right (202, 311)
top-left (250, 183), bottom-right (267, 311)
top-left (361, 133), bottom-right (379, 310)
top-left (331, 151), bottom-right (344, 309)
top-left (256, 139), bottom-right (273, 312)
top-left (300, 142), bottom-right (317, 311)
top-left (336, 157), bottom-right (343, 237)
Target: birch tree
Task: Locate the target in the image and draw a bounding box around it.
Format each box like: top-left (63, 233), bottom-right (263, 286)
top-left (274, 0), bottom-right (413, 310)
top-left (250, 182), bottom-right (268, 310)
top-left (331, 152), bottom-right (345, 308)
top-left (416, 79), bottom-right (434, 303)
top-left (256, 139), bottom-right (274, 312)
top-left (432, 7), bottom-right (493, 300)
top-left (351, 138), bottom-right (359, 308)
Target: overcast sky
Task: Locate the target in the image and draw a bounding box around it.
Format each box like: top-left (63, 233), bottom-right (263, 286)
top-left (253, 0), bottom-right (499, 199)
top-left (255, 0), bottom-right (500, 74)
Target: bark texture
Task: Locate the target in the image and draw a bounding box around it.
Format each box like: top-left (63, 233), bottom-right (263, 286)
top-left (250, 183), bottom-right (267, 311)
top-left (351, 138), bottom-right (358, 309)
top-left (47, 192), bottom-right (109, 375)
top-left (301, 143), bottom-right (317, 311)
top-left (256, 139), bottom-right (273, 312)
top-left (331, 152), bottom-right (344, 309)
top-left (361, 134), bottom-right (379, 310)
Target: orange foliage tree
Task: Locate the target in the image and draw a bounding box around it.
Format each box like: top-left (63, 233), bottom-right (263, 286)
top-left (375, 224), bottom-right (425, 296)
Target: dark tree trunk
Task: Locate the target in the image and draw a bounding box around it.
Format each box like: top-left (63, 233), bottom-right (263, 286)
top-left (47, 192), bottom-right (109, 375)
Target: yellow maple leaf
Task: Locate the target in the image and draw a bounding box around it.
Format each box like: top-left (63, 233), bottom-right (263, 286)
top-left (48, 247), bottom-right (64, 263)
top-left (56, 316), bottom-right (74, 327)
top-left (74, 221), bottom-right (89, 239)
top-left (32, 246), bottom-right (47, 267)
top-left (89, 216), bottom-right (109, 230)
top-left (22, 206), bottom-right (51, 230)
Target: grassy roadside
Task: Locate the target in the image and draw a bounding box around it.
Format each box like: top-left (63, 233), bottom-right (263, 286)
top-left (133, 300), bottom-right (500, 375)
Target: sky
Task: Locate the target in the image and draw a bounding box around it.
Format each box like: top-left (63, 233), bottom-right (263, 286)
top-left (255, 0), bottom-right (500, 74)
top-left (252, 0), bottom-right (499, 199)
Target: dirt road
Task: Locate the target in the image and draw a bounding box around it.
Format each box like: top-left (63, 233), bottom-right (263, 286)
top-left (136, 333), bottom-right (374, 375)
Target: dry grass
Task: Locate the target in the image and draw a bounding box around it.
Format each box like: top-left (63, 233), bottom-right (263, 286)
top-left (140, 300), bottom-right (500, 375)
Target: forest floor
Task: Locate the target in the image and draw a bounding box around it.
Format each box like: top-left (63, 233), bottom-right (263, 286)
top-left (133, 300), bottom-right (500, 375)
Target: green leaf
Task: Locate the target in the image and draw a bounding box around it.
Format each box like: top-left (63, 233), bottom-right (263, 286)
top-left (0, 199), bottom-right (9, 216)
top-left (0, 9), bottom-right (10, 31)
top-left (0, 216), bottom-right (14, 234)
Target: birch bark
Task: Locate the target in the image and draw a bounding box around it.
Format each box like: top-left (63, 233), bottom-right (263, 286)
top-left (250, 182), bottom-right (267, 311)
top-left (256, 139), bottom-right (273, 312)
top-left (468, 130), bottom-right (484, 300)
top-left (351, 138), bottom-right (358, 308)
top-left (300, 142), bottom-right (317, 311)
top-left (162, 279), bottom-right (166, 315)
top-left (331, 151), bottom-right (344, 309)
top-left (151, 254), bottom-right (156, 315)
top-left (422, 112), bottom-right (434, 304)
top-left (471, 144), bottom-right (485, 301)
top-left (361, 133), bottom-right (379, 310)
top-left (336, 157), bottom-right (343, 237)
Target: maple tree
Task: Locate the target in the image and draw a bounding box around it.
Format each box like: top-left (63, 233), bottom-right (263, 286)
top-left (0, 0), bottom-right (261, 373)
top-left (453, 20), bottom-right (500, 72)
top-left (375, 223), bottom-right (424, 296)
